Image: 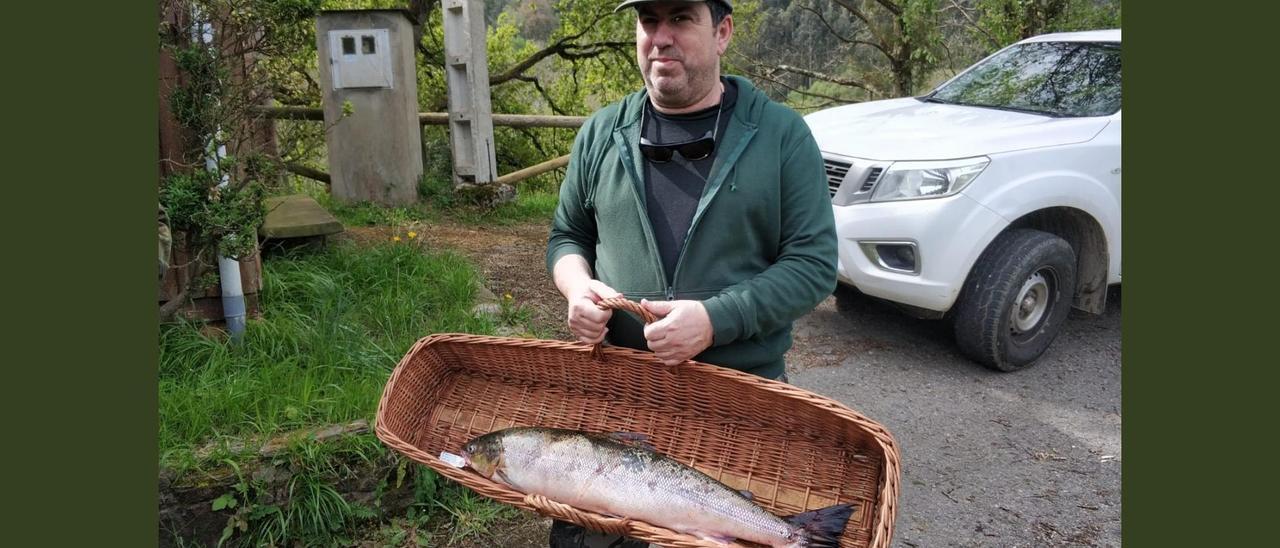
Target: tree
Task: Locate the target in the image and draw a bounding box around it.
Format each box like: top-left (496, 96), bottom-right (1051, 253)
top-left (158, 0), bottom-right (322, 320)
top-left (733, 0), bottom-right (944, 100)
top-left (943, 1), bottom-right (1121, 60)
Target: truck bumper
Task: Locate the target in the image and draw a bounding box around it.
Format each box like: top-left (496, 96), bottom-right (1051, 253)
top-left (834, 193), bottom-right (1009, 312)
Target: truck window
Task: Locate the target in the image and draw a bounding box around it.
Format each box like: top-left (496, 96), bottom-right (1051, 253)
top-left (927, 41), bottom-right (1121, 118)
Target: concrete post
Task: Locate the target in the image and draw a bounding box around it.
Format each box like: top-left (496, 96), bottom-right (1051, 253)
top-left (316, 9), bottom-right (422, 206)
top-left (442, 0), bottom-right (498, 188)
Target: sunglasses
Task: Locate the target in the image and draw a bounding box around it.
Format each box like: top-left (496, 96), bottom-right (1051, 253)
top-left (638, 93), bottom-right (724, 163)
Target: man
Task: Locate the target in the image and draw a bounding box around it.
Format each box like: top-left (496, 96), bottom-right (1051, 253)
top-left (544, 0), bottom-right (836, 544)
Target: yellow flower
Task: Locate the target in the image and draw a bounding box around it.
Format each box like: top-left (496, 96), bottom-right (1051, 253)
top-left (504, 292), bottom-right (513, 301)
top-left (407, 231), bottom-right (417, 239)
top-left (392, 236), bottom-right (401, 242)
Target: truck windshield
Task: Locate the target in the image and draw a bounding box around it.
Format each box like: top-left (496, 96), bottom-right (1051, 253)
top-left (925, 41), bottom-right (1121, 118)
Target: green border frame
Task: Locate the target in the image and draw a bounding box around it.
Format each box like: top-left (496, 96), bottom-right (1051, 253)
top-left (12, 1), bottom-right (1278, 545)
top-left (10, 2), bottom-right (157, 546)
top-left (1126, 2), bottom-right (1274, 545)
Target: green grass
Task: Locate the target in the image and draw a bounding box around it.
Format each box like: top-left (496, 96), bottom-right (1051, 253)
top-left (159, 240), bottom-right (494, 472)
top-left (358, 476), bottom-right (525, 548)
top-left (448, 186), bottom-right (560, 226)
top-left (160, 192), bottom-right (555, 546)
top-left (429, 482), bottom-right (522, 545)
top-left (284, 173), bottom-right (561, 229)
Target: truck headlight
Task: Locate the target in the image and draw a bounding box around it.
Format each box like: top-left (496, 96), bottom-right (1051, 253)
top-left (870, 157), bottom-right (990, 202)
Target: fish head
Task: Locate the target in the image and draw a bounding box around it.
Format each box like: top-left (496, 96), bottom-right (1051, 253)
top-left (460, 432), bottom-right (504, 478)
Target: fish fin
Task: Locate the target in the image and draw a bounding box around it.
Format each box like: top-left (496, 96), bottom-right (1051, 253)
top-left (738, 489), bottom-right (755, 501)
top-left (783, 502), bottom-right (856, 548)
top-left (494, 468), bottom-right (515, 488)
top-left (606, 432), bottom-right (657, 452)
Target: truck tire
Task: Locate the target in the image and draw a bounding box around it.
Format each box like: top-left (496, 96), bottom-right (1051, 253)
top-left (953, 229), bottom-right (1076, 371)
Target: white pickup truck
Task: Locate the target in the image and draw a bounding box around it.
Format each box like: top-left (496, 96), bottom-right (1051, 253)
top-left (804, 29), bottom-right (1121, 371)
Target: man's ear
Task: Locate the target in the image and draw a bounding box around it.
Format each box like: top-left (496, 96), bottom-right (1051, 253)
top-left (717, 15), bottom-right (734, 55)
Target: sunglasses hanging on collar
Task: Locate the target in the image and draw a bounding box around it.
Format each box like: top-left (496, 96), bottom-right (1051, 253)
top-left (639, 90), bottom-right (724, 163)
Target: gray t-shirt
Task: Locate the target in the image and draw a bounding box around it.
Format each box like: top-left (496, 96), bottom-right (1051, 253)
top-left (642, 78), bottom-right (739, 284)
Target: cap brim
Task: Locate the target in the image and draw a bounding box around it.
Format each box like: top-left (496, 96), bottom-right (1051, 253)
top-left (615, 0), bottom-right (729, 13)
top-left (614, 0), bottom-right (653, 12)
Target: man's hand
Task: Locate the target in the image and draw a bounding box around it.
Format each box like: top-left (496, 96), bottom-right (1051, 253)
top-left (641, 299), bottom-right (714, 366)
top-left (565, 280), bottom-right (621, 344)
top-left (553, 255), bottom-right (621, 344)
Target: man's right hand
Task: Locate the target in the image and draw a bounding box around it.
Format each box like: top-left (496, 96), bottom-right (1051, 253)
top-left (553, 255), bottom-right (622, 344)
top-left (565, 280), bottom-right (619, 345)
top-left (565, 280), bottom-right (621, 344)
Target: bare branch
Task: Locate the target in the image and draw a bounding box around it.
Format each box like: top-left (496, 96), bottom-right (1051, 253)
top-left (776, 64), bottom-right (879, 94)
top-left (830, 0), bottom-right (891, 47)
top-left (797, 2), bottom-right (892, 59)
top-left (741, 66), bottom-right (865, 105)
top-left (285, 162), bottom-right (330, 184)
top-left (945, 0), bottom-right (1000, 50)
top-left (512, 75), bottom-right (570, 116)
top-left (871, 0), bottom-right (903, 16)
top-left (491, 40), bottom-right (633, 86)
top-left (158, 287), bottom-right (191, 322)
top-left (159, 246), bottom-right (212, 323)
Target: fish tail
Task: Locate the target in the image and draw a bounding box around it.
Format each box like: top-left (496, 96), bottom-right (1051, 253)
top-left (784, 502), bottom-right (856, 548)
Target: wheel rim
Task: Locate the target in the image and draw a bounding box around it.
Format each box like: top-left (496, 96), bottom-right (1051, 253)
top-left (1010, 268), bottom-right (1055, 336)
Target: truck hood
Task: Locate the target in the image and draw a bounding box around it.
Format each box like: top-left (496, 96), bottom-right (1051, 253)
top-left (804, 98), bottom-right (1110, 160)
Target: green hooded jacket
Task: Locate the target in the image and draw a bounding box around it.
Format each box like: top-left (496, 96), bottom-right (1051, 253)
top-left (546, 76), bottom-right (837, 379)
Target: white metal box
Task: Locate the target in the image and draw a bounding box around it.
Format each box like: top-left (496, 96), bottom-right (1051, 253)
top-left (328, 29), bottom-right (393, 89)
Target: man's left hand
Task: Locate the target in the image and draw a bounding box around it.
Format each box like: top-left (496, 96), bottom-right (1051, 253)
top-left (640, 299), bottom-right (714, 366)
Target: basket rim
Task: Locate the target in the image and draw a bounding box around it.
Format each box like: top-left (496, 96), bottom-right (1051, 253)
top-left (374, 333), bottom-right (900, 548)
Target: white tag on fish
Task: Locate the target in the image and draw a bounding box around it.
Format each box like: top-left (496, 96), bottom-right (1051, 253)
top-left (438, 451), bottom-right (466, 468)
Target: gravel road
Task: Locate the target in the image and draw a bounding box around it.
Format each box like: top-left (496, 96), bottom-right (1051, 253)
top-left (786, 286), bottom-right (1122, 547)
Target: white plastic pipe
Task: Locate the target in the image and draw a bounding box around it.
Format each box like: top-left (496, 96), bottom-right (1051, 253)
top-left (195, 9), bottom-right (246, 341)
top-left (208, 146), bottom-right (247, 341)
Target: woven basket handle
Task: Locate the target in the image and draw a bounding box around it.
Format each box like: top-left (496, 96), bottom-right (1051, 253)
top-left (590, 297), bottom-right (657, 360)
top-left (524, 493), bottom-right (634, 536)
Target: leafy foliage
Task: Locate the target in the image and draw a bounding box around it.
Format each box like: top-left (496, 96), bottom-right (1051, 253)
top-left (970, 0), bottom-right (1120, 48)
top-left (732, 0), bottom-right (1118, 103)
top-left (161, 168), bottom-right (266, 260)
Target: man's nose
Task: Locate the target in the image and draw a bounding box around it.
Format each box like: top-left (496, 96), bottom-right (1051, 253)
top-left (649, 21), bottom-right (675, 49)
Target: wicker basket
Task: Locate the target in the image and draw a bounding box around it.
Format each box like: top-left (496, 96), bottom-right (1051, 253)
top-left (375, 299), bottom-right (899, 548)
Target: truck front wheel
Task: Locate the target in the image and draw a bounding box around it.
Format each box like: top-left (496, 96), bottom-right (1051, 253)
top-left (953, 229), bottom-right (1077, 371)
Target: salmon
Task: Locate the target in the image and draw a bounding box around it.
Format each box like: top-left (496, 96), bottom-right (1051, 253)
top-left (461, 427), bottom-right (854, 547)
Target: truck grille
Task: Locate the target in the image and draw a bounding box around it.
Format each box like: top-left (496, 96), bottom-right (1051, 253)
top-left (824, 159), bottom-right (851, 197)
top-left (861, 167), bottom-right (884, 192)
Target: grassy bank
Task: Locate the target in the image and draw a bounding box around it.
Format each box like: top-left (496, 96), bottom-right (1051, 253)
top-left (159, 238), bottom-right (492, 473)
top-left (160, 185), bottom-right (560, 546)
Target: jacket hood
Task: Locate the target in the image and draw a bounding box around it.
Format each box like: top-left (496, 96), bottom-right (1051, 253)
top-left (804, 98), bottom-right (1111, 160)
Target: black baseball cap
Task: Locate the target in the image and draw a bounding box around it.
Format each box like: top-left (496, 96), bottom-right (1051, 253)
top-left (615, 0), bottom-right (733, 13)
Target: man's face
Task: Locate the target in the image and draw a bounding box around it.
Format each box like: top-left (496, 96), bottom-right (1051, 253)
top-left (635, 2), bottom-right (732, 109)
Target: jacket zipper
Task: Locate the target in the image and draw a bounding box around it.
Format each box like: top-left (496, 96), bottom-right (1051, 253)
top-left (669, 134), bottom-right (753, 302)
top-left (616, 137), bottom-right (677, 300)
top-left (619, 97), bottom-right (756, 303)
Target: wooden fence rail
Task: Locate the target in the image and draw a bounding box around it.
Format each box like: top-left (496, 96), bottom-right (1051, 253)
top-left (253, 106), bottom-right (583, 187)
top-left (251, 106), bottom-right (587, 128)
